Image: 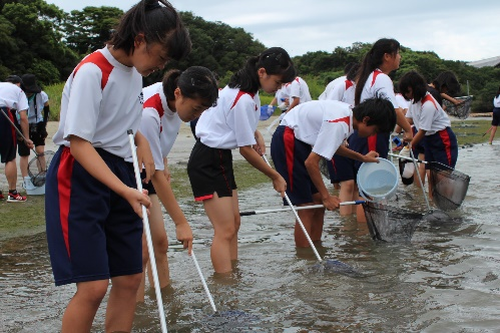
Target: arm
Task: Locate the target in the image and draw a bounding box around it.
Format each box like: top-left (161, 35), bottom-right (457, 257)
top-left (395, 107), bottom-right (413, 142)
top-left (441, 92), bottom-right (462, 106)
top-left (69, 136), bottom-right (150, 217)
top-left (18, 110), bottom-right (34, 149)
top-left (287, 97), bottom-right (300, 112)
top-left (336, 145), bottom-right (379, 162)
top-left (151, 169), bottom-right (193, 253)
top-left (304, 152), bottom-right (340, 210)
top-left (410, 129), bottom-right (426, 147)
top-left (134, 130), bottom-right (155, 183)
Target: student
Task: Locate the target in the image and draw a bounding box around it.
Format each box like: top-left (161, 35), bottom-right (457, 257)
top-left (187, 47), bottom-right (296, 274)
top-left (137, 66), bottom-right (218, 302)
top-left (44, 1), bottom-right (191, 332)
top-left (488, 86), bottom-right (500, 145)
top-left (318, 62), bottom-right (358, 102)
top-left (399, 70), bottom-right (458, 197)
top-left (287, 76), bottom-right (312, 111)
top-left (270, 98), bottom-right (396, 247)
top-left (343, 38), bottom-right (413, 219)
top-left (18, 74), bottom-right (50, 193)
top-left (428, 71), bottom-right (463, 110)
top-left (0, 75), bottom-right (33, 202)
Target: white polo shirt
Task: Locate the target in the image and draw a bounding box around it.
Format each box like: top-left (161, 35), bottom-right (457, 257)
top-left (53, 46), bottom-right (143, 159)
top-left (406, 93), bottom-right (451, 135)
top-left (140, 82), bottom-right (182, 171)
top-left (196, 86), bottom-right (260, 149)
top-left (360, 69), bottom-right (398, 107)
top-left (280, 100), bottom-right (354, 160)
top-left (0, 82), bottom-right (29, 114)
top-left (289, 77), bottom-right (312, 104)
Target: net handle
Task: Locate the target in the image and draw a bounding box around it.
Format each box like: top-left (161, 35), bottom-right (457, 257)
top-left (409, 148), bottom-right (431, 211)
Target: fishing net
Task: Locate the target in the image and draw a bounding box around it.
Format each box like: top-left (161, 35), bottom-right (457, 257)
top-left (443, 96), bottom-right (473, 119)
top-left (429, 161), bottom-right (470, 211)
top-left (362, 202), bottom-right (424, 242)
top-left (28, 150), bottom-right (55, 187)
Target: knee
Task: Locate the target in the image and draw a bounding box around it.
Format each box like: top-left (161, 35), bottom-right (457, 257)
top-left (155, 235), bottom-right (169, 254)
top-left (215, 223), bottom-right (237, 241)
top-left (77, 281), bottom-right (109, 305)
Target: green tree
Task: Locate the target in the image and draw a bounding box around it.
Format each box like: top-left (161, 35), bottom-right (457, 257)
top-left (0, 0), bottom-right (78, 83)
top-left (64, 6), bottom-right (124, 56)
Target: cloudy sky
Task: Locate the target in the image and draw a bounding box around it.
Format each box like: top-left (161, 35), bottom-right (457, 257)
top-left (47, 0), bottom-right (499, 62)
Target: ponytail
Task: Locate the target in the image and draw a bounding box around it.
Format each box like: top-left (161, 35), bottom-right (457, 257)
top-left (355, 38), bottom-right (400, 105)
top-left (229, 47), bottom-right (296, 93)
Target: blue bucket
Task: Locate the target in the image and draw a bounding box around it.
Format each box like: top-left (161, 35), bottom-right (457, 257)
top-left (357, 158), bottom-right (398, 201)
top-left (260, 105), bottom-right (275, 121)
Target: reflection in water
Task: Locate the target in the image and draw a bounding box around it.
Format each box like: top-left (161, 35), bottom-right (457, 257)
top-left (2, 143), bottom-right (500, 332)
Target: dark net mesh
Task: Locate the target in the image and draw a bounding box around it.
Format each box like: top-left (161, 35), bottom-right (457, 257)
top-left (362, 202), bottom-right (424, 242)
top-left (443, 96), bottom-right (473, 119)
top-left (429, 162), bottom-right (470, 211)
top-left (28, 150), bottom-right (55, 187)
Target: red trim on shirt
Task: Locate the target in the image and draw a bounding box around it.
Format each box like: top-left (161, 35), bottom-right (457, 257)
top-left (327, 116), bottom-right (350, 127)
top-left (422, 94), bottom-right (439, 110)
top-left (143, 93), bottom-right (165, 132)
top-left (284, 127), bottom-right (295, 191)
top-left (345, 80), bottom-right (353, 90)
top-left (371, 69), bottom-right (383, 87)
top-left (230, 91), bottom-right (256, 110)
top-left (57, 147), bottom-right (75, 257)
top-left (73, 51), bottom-right (114, 90)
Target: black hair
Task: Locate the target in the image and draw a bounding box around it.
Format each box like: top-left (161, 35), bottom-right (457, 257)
top-left (398, 70), bottom-right (428, 103)
top-left (228, 47), bottom-right (296, 93)
top-left (343, 62), bottom-right (358, 75)
top-left (5, 75), bottom-right (22, 84)
top-left (355, 38), bottom-right (400, 105)
top-left (352, 97), bottom-right (397, 134)
top-left (346, 63), bottom-right (360, 81)
top-left (162, 66), bottom-right (219, 107)
top-left (432, 71), bottom-right (460, 95)
top-left (109, 0), bottom-right (191, 61)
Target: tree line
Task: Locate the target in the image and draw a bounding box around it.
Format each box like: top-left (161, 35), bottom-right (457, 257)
top-left (1, 0), bottom-right (498, 112)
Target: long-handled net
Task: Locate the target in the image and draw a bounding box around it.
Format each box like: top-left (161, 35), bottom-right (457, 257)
top-left (28, 150), bottom-right (55, 187)
top-left (362, 202), bottom-right (424, 242)
top-left (429, 161), bottom-right (470, 211)
top-left (443, 96), bottom-right (473, 119)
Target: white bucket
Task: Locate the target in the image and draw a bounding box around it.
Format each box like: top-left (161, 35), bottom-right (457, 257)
top-left (357, 158), bottom-right (398, 201)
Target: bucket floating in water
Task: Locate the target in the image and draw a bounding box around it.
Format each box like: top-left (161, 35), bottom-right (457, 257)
top-left (357, 158), bottom-right (398, 201)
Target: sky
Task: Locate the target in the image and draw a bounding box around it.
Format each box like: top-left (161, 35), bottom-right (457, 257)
top-left (46, 0), bottom-right (500, 62)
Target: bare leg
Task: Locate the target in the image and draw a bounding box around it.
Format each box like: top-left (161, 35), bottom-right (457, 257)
top-left (5, 160), bottom-right (17, 190)
top-left (20, 155), bottom-right (29, 178)
top-left (105, 274), bottom-right (142, 332)
top-left (338, 180), bottom-right (355, 215)
top-left (61, 280), bottom-right (109, 333)
top-left (489, 126), bottom-right (497, 144)
top-left (230, 190), bottom-right (241, 262)
top-left (414, 153), bottom-right (426, 188)
top-left (203, 192), bottom-right (238, 273)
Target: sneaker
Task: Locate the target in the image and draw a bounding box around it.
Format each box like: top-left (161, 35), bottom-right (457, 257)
top-left (7, 191), bottom-right (27, 203)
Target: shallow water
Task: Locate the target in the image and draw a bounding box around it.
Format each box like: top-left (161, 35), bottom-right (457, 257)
top-left (1, 143), bottom-right (500, 332)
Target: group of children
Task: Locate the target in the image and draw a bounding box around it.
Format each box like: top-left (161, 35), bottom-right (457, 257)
top-left (41, 0), bottom-right (462, 331)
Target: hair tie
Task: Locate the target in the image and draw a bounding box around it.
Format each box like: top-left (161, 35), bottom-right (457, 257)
top-left (145, 1), bottom-right (161, 11)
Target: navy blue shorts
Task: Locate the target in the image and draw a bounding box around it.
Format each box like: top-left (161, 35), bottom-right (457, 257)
top-left (271, 125), bottom-right (318, 205)
top-left (327, 154), bottom-right (356, 183)
top-left (0, 108), bottom-right (17, 164)
top-left (187, 140), bottom-right (237, 201)
top-left (492, 107), bottom-right (500, 127)
top-left (45, 146), bottom-right (143, 286)
top-left (423, 127), bottom-right (458, 169)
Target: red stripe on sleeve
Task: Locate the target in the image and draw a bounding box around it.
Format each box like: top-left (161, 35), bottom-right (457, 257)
top-left (73, 51), bottom-right (114, 90)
